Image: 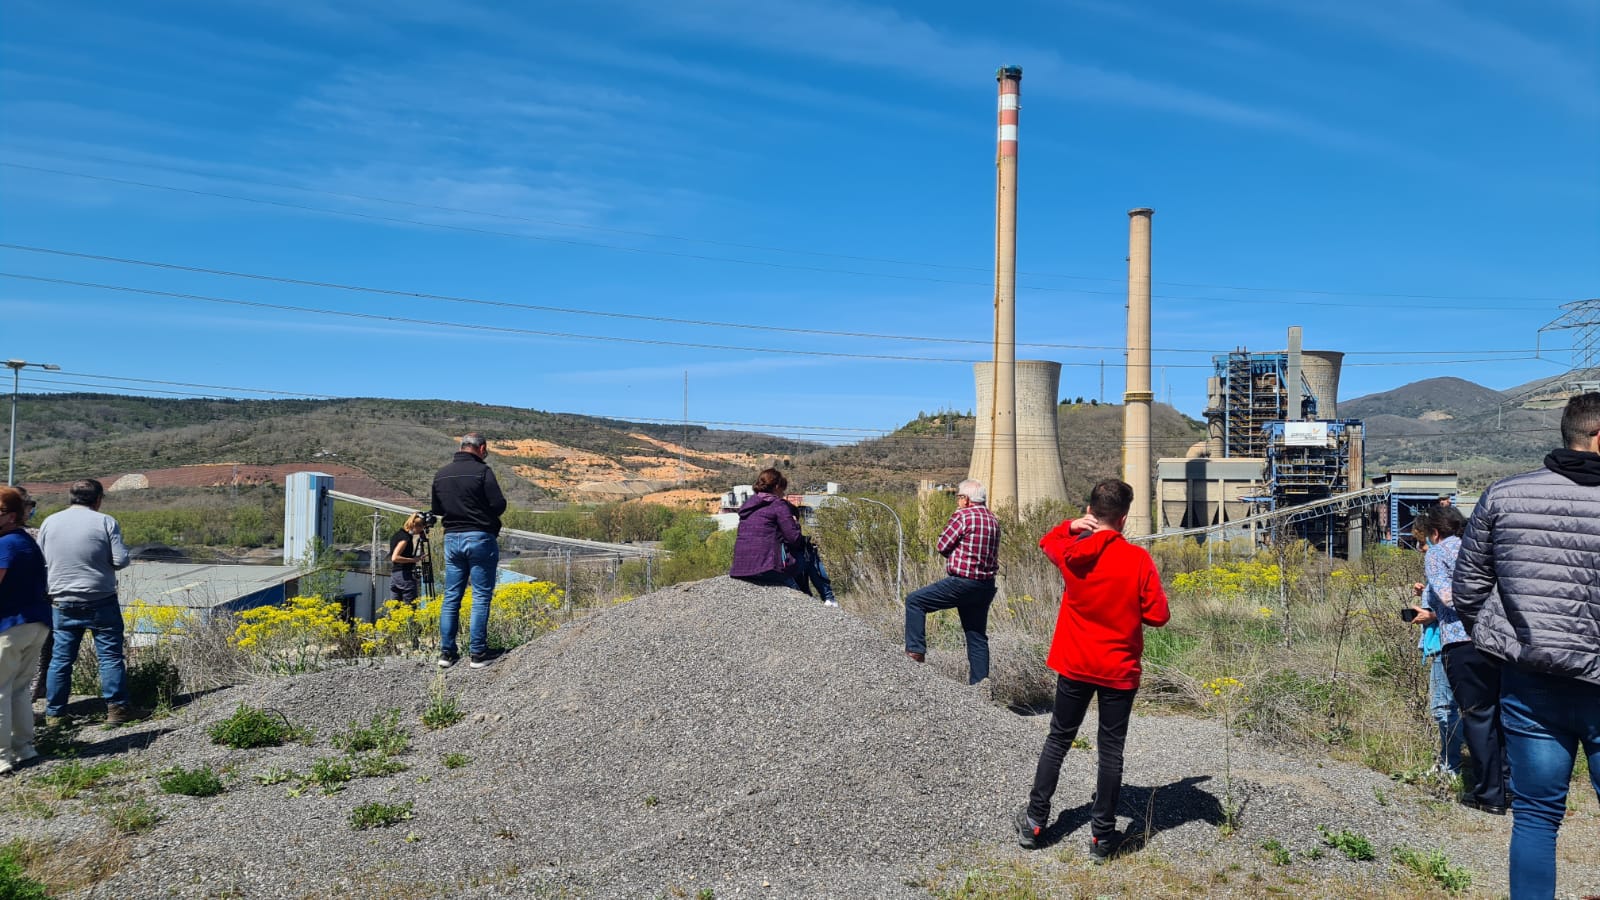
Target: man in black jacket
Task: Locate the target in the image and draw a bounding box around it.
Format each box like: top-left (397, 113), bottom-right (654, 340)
top-left (429, 433), bottom-right (507, 669)
top-left (1454, 393), bottom-right (1600, 899)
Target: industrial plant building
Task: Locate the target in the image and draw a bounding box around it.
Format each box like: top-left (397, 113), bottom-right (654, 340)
top-left (1156, 328), bottom-right (1370, 555)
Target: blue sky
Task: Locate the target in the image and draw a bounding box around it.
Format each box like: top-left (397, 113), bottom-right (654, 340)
top-left (2, 0), bottom-right (1596, 444)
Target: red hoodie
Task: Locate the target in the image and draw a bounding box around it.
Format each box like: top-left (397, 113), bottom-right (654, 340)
top-left (1040, 522), bottom-right (1171, 690)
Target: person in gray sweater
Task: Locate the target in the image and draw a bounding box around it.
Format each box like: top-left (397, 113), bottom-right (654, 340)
top-left (1454, 392), bottom-right (1600, 899)
top-left (39, 479), bottom-right (135, 726)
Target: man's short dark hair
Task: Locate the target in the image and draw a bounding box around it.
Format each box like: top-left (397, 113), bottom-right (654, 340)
top-left (460, 432), bottom-right (487, 451)
top-left (1560, 393), bottom-right (1600, 450)
top-left (1088, 479), bottom-right (1134, 521)
top-left (69, 479), bottom-right (105, 507)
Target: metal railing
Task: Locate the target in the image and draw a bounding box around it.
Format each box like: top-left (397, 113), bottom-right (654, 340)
top-left (327, 489), bottom-right (662, 558)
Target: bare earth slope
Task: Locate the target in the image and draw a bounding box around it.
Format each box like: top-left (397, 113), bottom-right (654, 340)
top-left (18, 580), bottom-right (1597, 898)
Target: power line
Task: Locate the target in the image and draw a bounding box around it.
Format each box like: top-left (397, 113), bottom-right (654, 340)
top-left (1, 163), bottom-right (1577, 310)
top-left (0, 243), bottom-right (1559, 357)
top-left (0, 271), bottom-right (1216, 367)
top-left (3, 153), bottom-right (1579, 304)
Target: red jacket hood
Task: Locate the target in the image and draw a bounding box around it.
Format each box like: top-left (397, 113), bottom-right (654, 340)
top-left (1060, 529), bottom-right (1120, 574)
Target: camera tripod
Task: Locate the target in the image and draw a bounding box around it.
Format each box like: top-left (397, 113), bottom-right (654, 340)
top-left (414, 530), bottom-right (437, 604)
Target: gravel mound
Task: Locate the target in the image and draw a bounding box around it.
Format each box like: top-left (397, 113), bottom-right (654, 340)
top-left (18, 577), bottom-right (1596, 897)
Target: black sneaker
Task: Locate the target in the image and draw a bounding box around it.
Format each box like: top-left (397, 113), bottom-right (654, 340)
top-left (1015, 807), bottom-right (1043, 850)
top-left (437, 651), bottom-right (460, 669)
top-left (469, 650), bottom-right (500, 669)
top-left (1089, 833), bottom-right (1123, 863)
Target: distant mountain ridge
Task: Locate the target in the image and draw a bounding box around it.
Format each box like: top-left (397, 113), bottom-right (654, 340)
top-left (12, 394), bottom-right (819, 505)
top-left (1341, 377), bottom-right (1563, 490)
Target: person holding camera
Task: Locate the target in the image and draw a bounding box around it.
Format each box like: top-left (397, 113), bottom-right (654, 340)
top-left (1406, 506), bottom-right (1465, 780)
top-left (430, 433), bottom-right (506, 670)
top-left (1411, 503), bottom-right (1507, 816)
top-left (389, 513), bottom-right (429, 605)
top-left (730, 468), bottom-right (803, 590)
top-left (40, 479), bottom-right (137, 726)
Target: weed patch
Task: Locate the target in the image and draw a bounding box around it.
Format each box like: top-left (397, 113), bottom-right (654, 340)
top-left (1392, 846), bottom-right (1472, 892)
top-left (1319, 826), bottom-right (1375, 861)
top-left (350, 800), bottom-right (415, 830)
top-left (0, 842), bottom-right (50, 900)
top-left (104, 798), bottom-right (162, 835)
top-left (305, 757), bottom-right (354, 794)
top-left (158, 764), bottom-right (225, 797)
top-left (353, 754), bottom-right (409, 778)
top-left (209, 705), bottom-right (304, 749)
top-left (442, 752), bottom-right (471, 770)
top-left (333, 709), bottom-right (409, 756)
top-left (33, 759), bottom-right (127, 800)
top-left (421, 677), bottom-right (465, 730)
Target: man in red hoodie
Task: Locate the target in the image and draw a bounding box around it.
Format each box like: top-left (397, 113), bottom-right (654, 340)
top-left (1016, 479), bottom-right (1170, 860)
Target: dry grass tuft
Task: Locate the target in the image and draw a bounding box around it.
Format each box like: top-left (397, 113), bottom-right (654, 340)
top-left (8, 833), bottom-right (133, 893)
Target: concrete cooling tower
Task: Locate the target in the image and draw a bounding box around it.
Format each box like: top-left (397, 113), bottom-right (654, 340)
top-left (1300, 351), bottom-right (1344, 418)
top-left (970, 360), bottom-right (1069, 509)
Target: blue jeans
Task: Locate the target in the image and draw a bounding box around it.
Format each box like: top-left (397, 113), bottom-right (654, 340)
top-left (440, 532), bottom-right (498, 657)
top-left (45, 600), bottom-right (128, 714)
top-left (1500, 665), bottom-right (1600, 899)
top-left (904, 575), bottom-right (996, 684)
top-left (1427, 653), bottom-right (1464, 775)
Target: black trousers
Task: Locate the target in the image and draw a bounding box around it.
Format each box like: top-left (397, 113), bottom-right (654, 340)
top-left (1027, 674), bottom-right (1137, 839)
top-left (1443, 641), bottom-right (1509, 808)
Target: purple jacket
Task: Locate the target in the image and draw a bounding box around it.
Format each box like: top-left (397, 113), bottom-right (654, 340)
top-left (729, 492), bottom-right (802, 578)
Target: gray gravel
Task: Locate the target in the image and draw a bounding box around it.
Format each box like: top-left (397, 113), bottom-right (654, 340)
top-left (10, 576), bottom-right (1598, 898)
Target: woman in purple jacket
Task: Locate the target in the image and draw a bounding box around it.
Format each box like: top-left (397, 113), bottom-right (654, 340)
top-left (730, 468), bottom-right (804, 590)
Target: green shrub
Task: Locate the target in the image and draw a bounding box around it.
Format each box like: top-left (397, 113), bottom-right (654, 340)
top-left (127, 652), bottom-right (183, 710)
top-left (158, 765), bottom-right (225, 797)
top-left (333, 709), bottom-right (409, 756)
top-left (441, 752), bottom-right (470, 770)
top-left (252, 767), bottom-right (295, 786)
top-left (0, 842), bottom-right (49, 900)
top-left (1319, 826), bottom-right (1375, 861)
top-left (208, 705), bottom-right (299, 749)
top-left (1393, 846), bottom-right (1472, 892)
top-left (350, 800), bottom-right (414, 830)
top-left (1260, 839), bottom-right (1291, 866)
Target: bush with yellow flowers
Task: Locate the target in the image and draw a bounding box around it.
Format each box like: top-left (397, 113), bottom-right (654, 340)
top-left (231, 596), bottom-right (349, 674)
top-left (405, 580), bottom-right (564, 653)
top-left (1170, 560), bottom-right (1284, 599)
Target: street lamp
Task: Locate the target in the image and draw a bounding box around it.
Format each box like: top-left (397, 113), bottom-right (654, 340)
top-left (7, 359), bottom-right (60, 486)
top-left (849, 497), bottom-right (904, 604)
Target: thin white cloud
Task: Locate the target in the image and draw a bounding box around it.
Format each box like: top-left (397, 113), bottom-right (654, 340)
top-left (600, 0), bottom-right (1394, 151)
top-left (1250, 0), bottom-right (1599, 115)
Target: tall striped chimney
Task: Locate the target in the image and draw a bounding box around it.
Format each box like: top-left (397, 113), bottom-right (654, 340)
top-left (1123, 208), bottom-right (1154, 536)
top-left (986, 65), bottom-right (1023, 511)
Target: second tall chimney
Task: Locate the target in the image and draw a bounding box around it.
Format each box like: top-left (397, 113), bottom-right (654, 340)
top-left (1123, 208), bottom-right (1154, 536)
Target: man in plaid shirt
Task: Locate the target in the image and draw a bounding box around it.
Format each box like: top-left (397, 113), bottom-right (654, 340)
top-left (905, 479), bottom-right (1001, 684)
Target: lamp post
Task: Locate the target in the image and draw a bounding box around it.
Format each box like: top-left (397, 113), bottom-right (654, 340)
top-left (7, 359), bottom-right (60, 485)
top-left (850, 497), bottom-right (904, 604)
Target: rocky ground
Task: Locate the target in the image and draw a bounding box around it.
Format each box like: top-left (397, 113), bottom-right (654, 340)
top-left (7, 577), bottom-right (1598, 898)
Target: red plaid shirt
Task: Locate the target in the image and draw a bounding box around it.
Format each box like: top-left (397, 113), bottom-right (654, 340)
top-left (937, 503), bottom-right (1001, 580)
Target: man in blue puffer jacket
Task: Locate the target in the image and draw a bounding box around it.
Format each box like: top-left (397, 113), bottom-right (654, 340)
top-left (1454, 392), bottom-right (1600, 899)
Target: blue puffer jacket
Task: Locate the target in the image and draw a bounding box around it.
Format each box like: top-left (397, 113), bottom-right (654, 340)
top-left (1453, 453), bottom-right (1600, 687)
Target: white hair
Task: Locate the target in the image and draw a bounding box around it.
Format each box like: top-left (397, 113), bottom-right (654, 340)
top-left (957, 479), bottom-right (986, 504)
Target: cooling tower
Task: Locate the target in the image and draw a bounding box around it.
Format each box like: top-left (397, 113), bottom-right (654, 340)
top-left (970, 360), bottom-right (1068, 509)
top-left (1301, 351), bottom-right (1344, 419)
